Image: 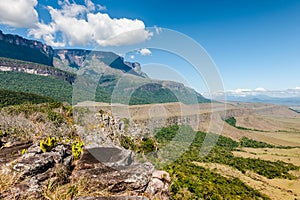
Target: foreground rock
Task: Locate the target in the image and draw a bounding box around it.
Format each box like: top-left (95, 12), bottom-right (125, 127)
top-left (1, 143), bottom-right (170, 200)
top-left (1, 142), bottom-right (72, 199)
top-left (72, 148), bottom-right (170, 198)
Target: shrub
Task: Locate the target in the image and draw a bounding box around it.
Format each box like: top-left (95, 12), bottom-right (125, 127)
top-left (40, 137), bottom-right (57, 153)
top-left (139, 137), bottom-right (156, 153)
top-left (120, 135), bottom-right (135, 150)
top-left (72, 140), bottom-right (84, 160)
top-left (21, 148), bottom-right (27, 155)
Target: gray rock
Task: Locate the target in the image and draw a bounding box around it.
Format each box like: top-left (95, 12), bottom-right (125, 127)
top-left (13, 153), bottom-right (55, 177)
top-left (145, 178), bottom-right (164, 195)
top-left (72, 149), bottom-right (151, 194)
top-left (152, 170), bottom-right (171, 183)
top-left (88, 147), bottom-right (134, 167)
top-left (64, 155), bottom-right (74, 167)
top-left (27, 142), bottom-right (42, 154)
top-left (145, 170), bottom-right (170, 200)
top-left (50, 144), bottom-right (68, 163)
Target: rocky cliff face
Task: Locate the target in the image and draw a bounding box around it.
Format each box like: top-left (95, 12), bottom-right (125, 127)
top-left (0, 30), bottom-right (54, 66)
top-left (54, 49), bottom-right (147, 77)
top-left (0, 57), bottom-right (76, 84)
top-left (0, 30), bottom-right (145, 78)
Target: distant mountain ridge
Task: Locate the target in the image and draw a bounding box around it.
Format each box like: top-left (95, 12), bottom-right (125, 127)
top-left (54, 49), bottom-right (147, 77)
top-left (0, 30), bottom-right (209, 105)
top-left (223, 94), bottom-right (300, 106)
top-left (0, 30), bottom-right (145, 77)
top-left (0, 30), bottom-right (54, 66)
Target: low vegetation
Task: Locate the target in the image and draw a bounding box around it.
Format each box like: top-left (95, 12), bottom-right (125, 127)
top-left (149, 125), bottom-right (300, 199)
top-left (120, 135), bottom-right (157, 154)
top-left (40, 137), bottom-right (57, 153)
top-left (0, 89), bottom-right (54, 108)
top-left (225, 117), bottom-right (266, 132)
top-left (0, 70), bottom-right (209, 105)
top-left (239, 137), bottom-right (275, 148)
top-left (0, 71), bottom-right (73, 103)
top-left (72, 139), bottom-right (84, 160)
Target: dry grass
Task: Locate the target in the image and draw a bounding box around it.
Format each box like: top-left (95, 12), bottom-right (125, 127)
top-left (42, 177), bottom-right (111, 200)
top-left (233, 147), bottom-right (300, 167)
top-left (0, 171), bottom-right (23, 198)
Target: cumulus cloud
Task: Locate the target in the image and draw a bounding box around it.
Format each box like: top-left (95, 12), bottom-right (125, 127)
top-left (254, 87), bottom-right (267, 92)
top-left (28, 0), bottom-right (152, 47)
top-left (139, 48), bottom-right (152, 56)
top-left (295, 87), bottom-right (300, 90)
top-left (0, 0), bottom-right (38, 28)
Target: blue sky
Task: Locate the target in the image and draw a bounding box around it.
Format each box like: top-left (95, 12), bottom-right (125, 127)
top-left (0, 0), bottom-right (300, 95)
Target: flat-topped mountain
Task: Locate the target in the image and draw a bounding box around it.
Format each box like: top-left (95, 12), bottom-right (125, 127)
top-left (0, 30), bottom-right (54, 66)
top-left (0, 30), bottom-right (209, 105)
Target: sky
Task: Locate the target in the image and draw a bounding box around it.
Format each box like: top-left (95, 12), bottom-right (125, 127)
top-left (0, 0), bottom-right (300, 97)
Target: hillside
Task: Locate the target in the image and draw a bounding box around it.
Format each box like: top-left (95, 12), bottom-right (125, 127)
top-left (0, 71), bottom-right (73, 103)
top-left (0, 89), bottom-right (54, 108)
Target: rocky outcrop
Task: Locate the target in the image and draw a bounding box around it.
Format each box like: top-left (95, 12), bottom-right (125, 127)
top-left (0, 57), bottom-right (76, 83)
top-left (1, 142), bottom-right (73, 199)
top-left (54, 49), bottom-right (147, 77)
top-left (1, 142), bottom-right (170, 200)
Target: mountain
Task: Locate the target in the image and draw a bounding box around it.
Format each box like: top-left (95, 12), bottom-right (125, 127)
top-left (0, 30), bottom-right (54, 66)
top-left (0, 30), bottom-right (209, 105)
top-left (54, 49), bottom-right (147, 77)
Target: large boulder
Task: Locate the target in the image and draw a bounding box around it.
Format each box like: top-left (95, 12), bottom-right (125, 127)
top-left (71, 148), bottom-right (153, 194)
top-left (88, 147), bottom-right (134, 168)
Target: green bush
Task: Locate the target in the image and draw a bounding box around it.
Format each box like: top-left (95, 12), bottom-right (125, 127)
top-left (40, 137), bottom-right (57, 153)
top-left (240, 137), bottom-right (275, 148)
top-left (47, 111), bottom-right (64, 126)
top-left (139, 137), bottom-right (156, 153)
top-left (72, 140), bottom-right (84, 160)
top-left (120, 135), bottom-right (135, 150)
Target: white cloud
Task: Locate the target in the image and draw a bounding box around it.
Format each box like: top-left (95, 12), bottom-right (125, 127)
top-left (0, 0), bottom-right (38, 28)
top-left (139, 48), bottom-right (152, 56)
top-left (28, 0), bottom-right (152, 47)
top-left (209, 87), bottom-right (300, 99)
top-left (154, 25), bottom-right (162, 34)
top-left (254, 87), bottom-right (267, 92)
